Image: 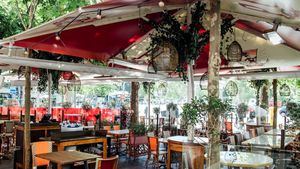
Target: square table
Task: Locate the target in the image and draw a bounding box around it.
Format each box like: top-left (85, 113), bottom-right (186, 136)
top-left (242, 135), bottom-right (294, 149)
top-left (36, 151), bottom-right (100, 169)
top-left (107, 129), bottom-right (129, 154)
top-left (220, 151), bottom-right (273, 168)
top-left (264, 129), bottom-right (299, 137)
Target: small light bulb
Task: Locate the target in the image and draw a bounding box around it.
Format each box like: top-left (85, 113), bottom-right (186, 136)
top-left (78, 7), bottom-right (83, 13)
top-left (158, 1), bottom-right (165, 7)
top-left (96, 14), bottom-right (102, 19)
top-left (24, 50), bottom-right (28, 55)
top-left (96, 9), bottom-right (102, 19)
top-left (55, 33), bottom-right (60, 41)
top-left (53, 44), bottom-right (58, 48)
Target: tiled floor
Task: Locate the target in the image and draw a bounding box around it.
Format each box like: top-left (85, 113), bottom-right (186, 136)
top-left (0, 156), bottom-right (148, 169)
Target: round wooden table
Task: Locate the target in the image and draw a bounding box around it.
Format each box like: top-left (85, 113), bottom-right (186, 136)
top-left (220, 151), bottom-right (273, 168)
top-left (167, 136), bottom-right (206, 169)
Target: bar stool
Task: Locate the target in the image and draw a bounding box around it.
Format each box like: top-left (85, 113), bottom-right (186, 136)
top-left (0, 121), bottom-right (15, 159)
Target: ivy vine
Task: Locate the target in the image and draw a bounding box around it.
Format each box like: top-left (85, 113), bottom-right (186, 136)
top-left (148, 1), bottom-right (233, 81)
top-left (17, 51), bottom-right (84, 92)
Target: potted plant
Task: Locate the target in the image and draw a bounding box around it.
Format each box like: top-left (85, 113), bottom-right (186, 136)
top-left (128, 123), bottom-right (149, 158)
top-left (237, 103), bottom-right (248, 122)
top-left (113, 120), bottom-right (120, 130)
top-left (62, 102), bottom-right (72, 108)
top-left (166, 102), bottom-right (178, 127)
top-left (181, 99), bottom-right (202, 141)
top-left (286, 102), bottom-right (300, 128)
top-left (130, 123), bottom-right (147, 136)
top-left (82, 101), bottom-right (92, 111)
top-left (153, 107), bottom-right (160, 136)
top-left (181, 97), bottom-right (232, 141)
top-left (102, 119), bottom-right (112, 130)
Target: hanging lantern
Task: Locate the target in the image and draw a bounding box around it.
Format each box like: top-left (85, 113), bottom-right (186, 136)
top-left (227, 41), bottom-right (243, 62)
top-left (225, 81), bottom-right (238, 97)
top-left (151, 41), bottom-right (179, 72)
top-left (199, 72), bottom-right (208, 90)
top-left (279, 84), bottom-right (291, 96)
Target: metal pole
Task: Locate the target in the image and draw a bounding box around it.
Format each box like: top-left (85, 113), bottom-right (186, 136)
top-left (48, 72), bottom-right (52, 114)
top-left (272, 79), bottom-right (278, 129)
top-left (186, 4), bottom-right (194, 103)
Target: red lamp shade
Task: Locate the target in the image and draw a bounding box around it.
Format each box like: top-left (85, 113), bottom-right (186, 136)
top-left (62, 72), bottom-right (74, 80)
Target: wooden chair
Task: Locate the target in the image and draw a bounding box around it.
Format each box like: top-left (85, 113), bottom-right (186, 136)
top-left (95, 155), bottom-right (118, 169)
top-left (235, 133), bottom-right (243, 145)
top-left (256, 127), bottom-right (265, 136)
top-left (0, 120), bottom-right (15, 159)
top-left (146, 136), bottom-right (167, 168)
top-left (31, 141), bottom-right (53, 169)
top-left (104, 126), bottom-right (111, 131)
top-left (225, 121), bottom-right (233, 134)
top-left (243, 131), bottom-right (251, 140)
top-left (163, 131), bottom-right (171, 138)
top-left (128, 132), bottom-right (149, 159)
top-left (113, 125), bottom-right (120, 130)
top-left (249, 129), bottom-right (257, 138)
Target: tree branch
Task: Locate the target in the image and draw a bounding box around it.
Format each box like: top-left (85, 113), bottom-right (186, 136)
top-left (15, 0), bottom-right (27, 30)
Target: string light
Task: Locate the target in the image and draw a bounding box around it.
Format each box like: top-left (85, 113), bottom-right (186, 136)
top-left (158, 1), bottom-right (165, 7)
top-left (96, 9), bottom-right (102, 19)
top-left (55, 33), bottom-right (61, 41)
top-left (53, 44), bottom-right (58, 48)
top-left (24, 49), bottom-right (28, 55)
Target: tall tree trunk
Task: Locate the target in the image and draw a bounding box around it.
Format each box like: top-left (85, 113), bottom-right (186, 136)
top-left (256, 87), bottom-right (260, 106)
top-left (148, 86), bottom-right (151, 125)
top-left (15, 1), bottom-right (40, 168)
top-left (24, 51), bottom-right (32, 169)
top-left (130, 82), bottom-right (139, 124)
top-left (207, 0), bottom-right (221, 169)
top-left (261, 85), bottom-right (269, 108)
top-left (273, 79), bottom-right (278, 129)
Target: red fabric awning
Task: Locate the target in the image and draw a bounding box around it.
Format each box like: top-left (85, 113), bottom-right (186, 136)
top-left (3, 0), bottom-right (193, 62)
top-left (14, 13), bottom-right (159, 61)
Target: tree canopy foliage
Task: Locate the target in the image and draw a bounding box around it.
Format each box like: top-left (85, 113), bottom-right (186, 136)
top-left (0, 0), bottom-right (97, 39)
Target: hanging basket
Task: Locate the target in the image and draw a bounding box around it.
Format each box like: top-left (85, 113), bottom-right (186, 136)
top-left (279, 84), bottom-right (291, 96)
top-left (199, 72), bottom-right (208, 90)
top-left (151, 41), bottom-right (179, 72)
top-left (227, 41), bottom-right (243, 62)
top-left (225, 81), bottom-right (238, 97)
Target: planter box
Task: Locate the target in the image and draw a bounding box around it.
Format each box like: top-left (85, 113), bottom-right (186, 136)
top-left (128, 134), bottom-right (148, 159)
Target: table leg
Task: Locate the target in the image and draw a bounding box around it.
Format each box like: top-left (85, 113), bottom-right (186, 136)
top-left (57, 145), bottom-right (64, 151)
top-left (103, 139), bottom-right (107, 158)
top-left (84, 160), bottom-right (89, 169)
top-left (116, 135), bottom-right (120, 155)
top-left (167, 148), bottom-right (171, 169)
top-left (57, 164), bottom-right (62, 169)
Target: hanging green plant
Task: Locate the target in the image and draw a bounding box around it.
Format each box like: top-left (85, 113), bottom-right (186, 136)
top-left (142, 82), bottom-right (155, 95)
top-left (28, 51), bottom-right (83, 92)
top-left (249, 80), bottom-right (269, 106)
top-left (286, 102), bottom-right (300, 128)
top-left (148, 1), bottom-right (233, 80)
top-left (279, 84), bottom-right (291, 96)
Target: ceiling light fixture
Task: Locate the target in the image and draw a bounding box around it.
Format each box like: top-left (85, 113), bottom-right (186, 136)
top-left (262, 20), bottom-right (284, 45)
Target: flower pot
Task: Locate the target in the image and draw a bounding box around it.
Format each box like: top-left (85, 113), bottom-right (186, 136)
top-left (187, 125), bottom-right (194, 141)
